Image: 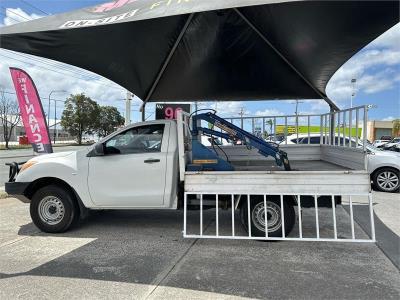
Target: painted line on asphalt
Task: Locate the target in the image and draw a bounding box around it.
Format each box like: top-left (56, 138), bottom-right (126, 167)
top-left (144, 219), bottom-right (214, 299)
top-left (0, 236), bottom-right (33, 249)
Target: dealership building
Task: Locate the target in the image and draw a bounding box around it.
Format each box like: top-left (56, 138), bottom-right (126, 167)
top-left (366, 120), bottom-right (398, 141)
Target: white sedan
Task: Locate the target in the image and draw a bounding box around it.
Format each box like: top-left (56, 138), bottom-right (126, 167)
top-left (284, 134), bottom-right (400, 193)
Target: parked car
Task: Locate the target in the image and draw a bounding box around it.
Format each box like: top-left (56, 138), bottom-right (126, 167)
top-left (387, 143), bottom-right (400, 153)
top-left (201, 135), bottom-right (232, 146)
top-left (373, 139), bottom-right (390, 148)
top-left (264, 134), bottom-right (285, 143)
top-left (380, 137), bottom-right (400, 150)
top-left (294, 134), bottom-right (400, 193)
top-left (278, 133), bottom-right (309, 145)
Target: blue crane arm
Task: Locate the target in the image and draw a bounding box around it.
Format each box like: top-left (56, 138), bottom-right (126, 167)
top-left (192, 112), bottom-right (291, 171)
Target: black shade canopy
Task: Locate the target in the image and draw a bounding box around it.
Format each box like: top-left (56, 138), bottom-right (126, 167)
top-left (0, 0), bottom-right (398, 110)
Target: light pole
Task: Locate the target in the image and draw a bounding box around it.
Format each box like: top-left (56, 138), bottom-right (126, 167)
top-left (294, 99), bottom-right (304, 142)
top-left (350, 78), bottom-right (357, 108)
top-left (54, 99), bottom-right (57, 144)
top-left (125, 90), bottom-right (133, 126)
top-left (48, 90), bottom-right (66, 127)
top-left (47, 90), bottom-right (66, 144)
top-left (239, 107), bottom-right (245, 129)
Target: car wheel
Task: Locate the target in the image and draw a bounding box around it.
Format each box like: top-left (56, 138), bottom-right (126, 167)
top-left (373, 168), bottom-right (400, 193)
top-left (240, 196), bottom-right (295, 238)
top-left (30, 185), bottom-right (79, 233)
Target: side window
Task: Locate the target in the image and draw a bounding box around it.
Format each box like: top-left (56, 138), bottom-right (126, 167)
top-left (299, 138), bottom-right (308, 144)
top-left (290, 138), bottom-right (300, 144)
top-left (309, 136), bottom-right (321, 144)
top-left (104, 124), bottom-right (165, 155)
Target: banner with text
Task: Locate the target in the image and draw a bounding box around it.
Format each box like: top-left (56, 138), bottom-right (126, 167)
top-left (9, 68), bottom-right (53, 154)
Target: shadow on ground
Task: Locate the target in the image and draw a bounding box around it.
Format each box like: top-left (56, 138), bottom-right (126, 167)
top-left (0, 207), bottom-right (399, 299)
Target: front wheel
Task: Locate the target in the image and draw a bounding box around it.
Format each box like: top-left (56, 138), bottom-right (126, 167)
top-left (240, 196), bottom-right (295, 238)
top-left (30, 185), bottom-right (79, 233)
top-left (373, 168), bottom-right (400, 193)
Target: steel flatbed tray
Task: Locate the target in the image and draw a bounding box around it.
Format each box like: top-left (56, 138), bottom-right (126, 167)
top-left (184, 169), bottom-right (370, 195)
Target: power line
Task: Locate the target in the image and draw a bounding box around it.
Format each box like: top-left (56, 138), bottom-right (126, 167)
top-left (2, 49), bottom-right (117, 85)
top-left (5, 51), bottom-right (125, 91)
top-left (0, 11), bottom-right (20, 23)
top-left (1, 6), bottom-right (31, 21)
top-left (3, 49), bottom-right (108, 82)
top-left (0, 52), bottom-right (125, 91)
top-left (4, 90), bottom-right (135, 109)
top-left (18, 0), bottom-right (49, 16)
top-left (2, 90), bottom-right (67, 103)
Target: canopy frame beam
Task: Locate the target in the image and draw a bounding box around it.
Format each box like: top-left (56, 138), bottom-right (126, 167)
top-left (141, 13), bottom-right (195, 121)
top-left (234, 8), bottom-right (340, 111)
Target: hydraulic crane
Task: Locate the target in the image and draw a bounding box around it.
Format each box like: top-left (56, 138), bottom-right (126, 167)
top-left (188, 111), bottom-right (291, 171)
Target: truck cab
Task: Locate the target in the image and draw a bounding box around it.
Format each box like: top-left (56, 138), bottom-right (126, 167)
top-left (6, 119), bottom-right (181, 232)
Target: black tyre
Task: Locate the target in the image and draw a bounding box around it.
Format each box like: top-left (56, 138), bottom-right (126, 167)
top-left (373, 168), bottom-right (400, 193)
top-left (240, 196), bottom-right (295, 238)
top-left (30, 185), bottom-right (79, 233)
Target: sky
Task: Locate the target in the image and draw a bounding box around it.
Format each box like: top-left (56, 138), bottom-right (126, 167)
top-left (0, 0), bottom-right (399, 123)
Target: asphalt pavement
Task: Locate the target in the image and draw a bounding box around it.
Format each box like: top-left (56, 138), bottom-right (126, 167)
top-left (0, 145), bottom-right (88, 185)
top-left (0, 194), bottom-right (399, 299)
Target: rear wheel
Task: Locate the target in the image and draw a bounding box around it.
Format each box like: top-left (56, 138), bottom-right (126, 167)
top-left (240, 196), bottom-right (295, 238)
top-left (30, 185), bottom-right (79, 233)
top-left (373, 168), bottom-right (400, 193)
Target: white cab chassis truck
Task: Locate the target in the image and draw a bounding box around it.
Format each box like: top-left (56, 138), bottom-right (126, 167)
top-left (5, 107), bottom-right (378, 242)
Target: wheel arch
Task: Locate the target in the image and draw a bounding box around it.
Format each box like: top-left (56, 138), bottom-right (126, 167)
top-left (370, 166), bottom-right (400, 179)
top-left (24, 177), bottom-right (88, 219)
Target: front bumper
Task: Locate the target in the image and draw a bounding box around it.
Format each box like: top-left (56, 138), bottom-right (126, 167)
top-left (5, 182), bottom-right (31, 203)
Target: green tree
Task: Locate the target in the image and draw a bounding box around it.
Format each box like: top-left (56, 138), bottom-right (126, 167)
top-left (393, 119), bottom-right (400, 137)
top-left (266, 119), bottom-right (274, 135)
top-left (0, 89), bottom-right (21, 149)
top-left (61, 93), bottom-right (100, 145)
top-left (96, 106), bottom-right (124, 137)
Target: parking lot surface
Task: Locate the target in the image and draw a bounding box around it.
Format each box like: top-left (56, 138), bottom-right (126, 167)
top-left (0, 196), bottom-right (399, 299)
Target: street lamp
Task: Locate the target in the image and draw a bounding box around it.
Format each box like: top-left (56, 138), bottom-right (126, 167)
top-left (48, 90), bottom-right (67, 127)
top-left (48, 90), bottom-right (67, 144)
top-left (350, 78), bottom-right (357, 108)
top-left (294, 99), bottom-right (304, 143)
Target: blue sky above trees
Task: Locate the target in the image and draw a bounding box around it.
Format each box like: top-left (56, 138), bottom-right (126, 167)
top-left (0, 0), bottom-right (399, 122)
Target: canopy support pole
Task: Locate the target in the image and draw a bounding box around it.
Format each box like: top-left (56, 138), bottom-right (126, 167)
top-left (234, 8), bottom-right (340, 112)
top-left (141, 13), bottom-right (195, 121)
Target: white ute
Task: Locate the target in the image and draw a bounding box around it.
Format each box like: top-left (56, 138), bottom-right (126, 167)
top-left (5, 108), bottom-right (383, 243)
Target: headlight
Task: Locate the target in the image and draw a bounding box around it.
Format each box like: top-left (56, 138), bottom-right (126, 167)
top-left (20, 161), bottom-right (37, 173)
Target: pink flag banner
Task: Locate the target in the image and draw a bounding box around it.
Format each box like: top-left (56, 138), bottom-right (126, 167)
top-left (9, 67), bottom-right (53, 154)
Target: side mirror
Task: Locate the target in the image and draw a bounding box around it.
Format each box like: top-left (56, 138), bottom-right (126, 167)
top-left (87, 143), bottom-right (105, 157)
top-left (95, 143), bottom-right (105, 156)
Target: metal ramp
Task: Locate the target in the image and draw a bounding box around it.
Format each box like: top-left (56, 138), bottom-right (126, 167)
top-left (183, 192), bottom-right (375, 243)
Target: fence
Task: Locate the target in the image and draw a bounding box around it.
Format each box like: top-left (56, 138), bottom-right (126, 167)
top-left (223, 105), bottom-right (369, 151)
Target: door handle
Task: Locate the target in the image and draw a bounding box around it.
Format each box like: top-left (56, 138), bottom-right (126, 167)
top-left (144, 158), bottom-right (160, 163)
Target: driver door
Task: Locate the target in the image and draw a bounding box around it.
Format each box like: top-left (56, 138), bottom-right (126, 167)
top-left (87, 123), bottom-right (169, 207)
